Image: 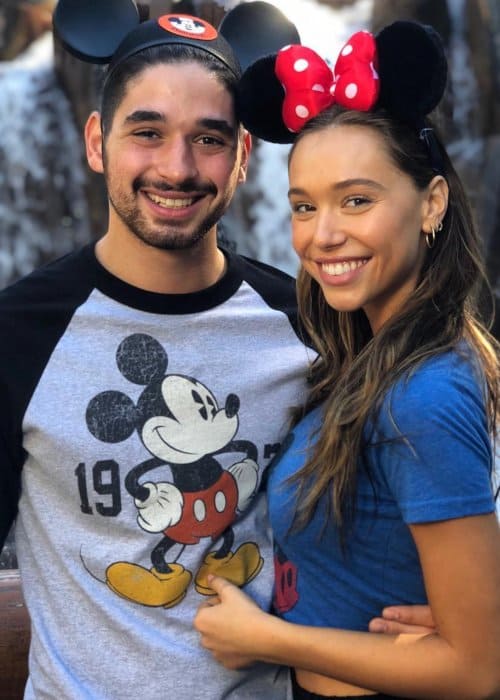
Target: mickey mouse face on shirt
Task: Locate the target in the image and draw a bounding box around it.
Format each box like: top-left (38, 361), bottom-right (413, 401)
top-left (86, 334), bottom-right (241, 464)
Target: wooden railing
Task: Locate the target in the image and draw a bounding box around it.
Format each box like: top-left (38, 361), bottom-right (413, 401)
top-left (0, 570), bottom-right (30, 700)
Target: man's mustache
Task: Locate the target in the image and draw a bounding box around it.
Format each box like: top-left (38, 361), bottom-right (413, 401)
top-left (133, 177), bottom-right (217, 196)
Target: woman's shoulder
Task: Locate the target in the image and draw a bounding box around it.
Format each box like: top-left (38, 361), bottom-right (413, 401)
top-left (380, 344), bottom-right (487, 434)
top-left (393, 344), bottom-right (483, 403)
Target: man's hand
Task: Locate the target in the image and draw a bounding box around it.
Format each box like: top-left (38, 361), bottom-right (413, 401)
top-left (369, 605), bottom-right (436, 634)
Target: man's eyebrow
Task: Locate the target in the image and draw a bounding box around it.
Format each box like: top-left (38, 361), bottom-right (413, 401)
top-left (198, 118), bottom-right (237, 139)
top-left (123, 110), bottom-right (165, 125)
top-left (288, 178), bottom-right (385, 197)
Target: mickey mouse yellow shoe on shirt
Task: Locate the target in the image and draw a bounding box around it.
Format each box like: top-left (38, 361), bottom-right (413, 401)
top-left (195, 542), bottom-right (264, 595)
top-left (106, 561), bottom-right (192, 608)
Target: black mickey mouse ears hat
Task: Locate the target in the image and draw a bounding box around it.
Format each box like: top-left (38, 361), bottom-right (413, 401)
top-left (53, 0), bottom-right (300, 82)
top-left (236, 19), bottom-right (448, 144)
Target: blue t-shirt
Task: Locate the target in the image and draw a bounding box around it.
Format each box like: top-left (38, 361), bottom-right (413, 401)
top-left (268, 349), bottom-right (495, 631)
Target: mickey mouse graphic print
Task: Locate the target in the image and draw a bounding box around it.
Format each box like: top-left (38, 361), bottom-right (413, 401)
top-left (85, 332), bottom-right (263, 607)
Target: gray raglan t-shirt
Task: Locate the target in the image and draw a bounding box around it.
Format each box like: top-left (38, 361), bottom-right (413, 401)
top-left (0, 243), bottom-right (311, 699)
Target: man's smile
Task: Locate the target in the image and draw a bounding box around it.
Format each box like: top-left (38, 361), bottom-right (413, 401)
top-left (146, 193), bottom-right (196, 209)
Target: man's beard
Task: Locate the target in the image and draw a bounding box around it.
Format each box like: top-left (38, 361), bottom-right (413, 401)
top-left (107, 176), bottom-right (229, 251)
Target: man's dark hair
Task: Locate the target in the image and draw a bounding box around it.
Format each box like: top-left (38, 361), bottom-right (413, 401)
top-left (100, 44), bottom-right (240, 136)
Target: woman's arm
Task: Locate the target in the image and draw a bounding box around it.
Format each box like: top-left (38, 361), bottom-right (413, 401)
top-left (195, 512), bottom-right (500, 700)
top-left (369, 605), bottom-right (436, 634)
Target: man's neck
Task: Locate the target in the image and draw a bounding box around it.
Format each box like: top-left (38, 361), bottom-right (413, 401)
top-left (95, 229), bottom-right (227, 294)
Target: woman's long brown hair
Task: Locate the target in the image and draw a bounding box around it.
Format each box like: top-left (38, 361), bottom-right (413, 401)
top-left (289, 107), bottom-right (499, 537)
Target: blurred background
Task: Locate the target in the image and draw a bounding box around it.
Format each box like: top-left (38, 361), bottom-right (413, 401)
top-left (1, 0), bottom-right (499, 567)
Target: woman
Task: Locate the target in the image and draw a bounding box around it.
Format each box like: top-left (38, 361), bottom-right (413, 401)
top-left (194, 21), bottom-right (500, 700)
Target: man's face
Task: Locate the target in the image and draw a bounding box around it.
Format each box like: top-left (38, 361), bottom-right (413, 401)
top-left (87, 61), bottom-right (249, 251)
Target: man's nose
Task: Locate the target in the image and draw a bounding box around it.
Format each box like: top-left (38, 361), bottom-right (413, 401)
top-left (154, 136), bottom-right (199, 184)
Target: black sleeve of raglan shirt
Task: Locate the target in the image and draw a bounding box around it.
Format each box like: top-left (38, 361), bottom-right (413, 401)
top-left (0, 245), bottom-right (96, 550)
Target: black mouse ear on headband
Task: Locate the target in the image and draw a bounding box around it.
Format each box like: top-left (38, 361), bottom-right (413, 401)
top-left (53, 0), bottom-right (141, 64)
top-left (375, 20), bottom-right (448, 122)
top-left (237, 55), bottom-right (295, 143)
top-left (219, 2), bottom-right (300, 144)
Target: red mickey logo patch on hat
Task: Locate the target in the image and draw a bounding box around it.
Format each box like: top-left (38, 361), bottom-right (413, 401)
top-left (275, 31), bottom-right (379, 133)
top-left (158, 14), bottom-right (218, 41)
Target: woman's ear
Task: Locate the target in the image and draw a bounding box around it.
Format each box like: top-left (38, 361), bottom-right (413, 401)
top-left (84, 111), bottom-right (105, 175)
top-left (422, 175), bottom-right (449, 233)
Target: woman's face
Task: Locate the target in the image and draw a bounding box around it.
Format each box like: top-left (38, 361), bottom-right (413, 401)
top-left (289, 124), bottom-right (438, 333)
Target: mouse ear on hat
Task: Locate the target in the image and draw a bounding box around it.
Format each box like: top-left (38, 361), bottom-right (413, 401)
top-left (219, 1), bottom-right (300, 73)
top-left (53, 0), bottom-right (141, 64)
top-left (219, 1), bottom-right (300, 144)
top-left (375, 20), bottom-right (448, 122)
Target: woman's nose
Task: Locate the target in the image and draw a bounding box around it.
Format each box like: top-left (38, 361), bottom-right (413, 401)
top-left (313, 211), bottom-right (348, 248)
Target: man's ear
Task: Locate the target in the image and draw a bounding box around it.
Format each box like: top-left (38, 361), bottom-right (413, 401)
top-left (421, 175), bottom-right (449, 233)
top-left (238, 130), bottom-right (252, 184)
top-left (85, 111), bottom-right (105, 175)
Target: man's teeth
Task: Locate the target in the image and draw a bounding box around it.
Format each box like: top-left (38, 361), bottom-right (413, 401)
top-left (322, 260), bottom-right (367, 276)
top-left (148, 193), bottom-right (194, 208)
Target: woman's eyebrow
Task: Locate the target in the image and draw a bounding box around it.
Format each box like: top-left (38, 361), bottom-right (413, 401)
top-left (288, 178), bottom-right (385, 198)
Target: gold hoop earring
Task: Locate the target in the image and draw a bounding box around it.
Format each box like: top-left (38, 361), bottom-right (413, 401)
top-left (425, 227), bottom-right (436, 249)
top-left (425, 220), bottom-right (442, 248)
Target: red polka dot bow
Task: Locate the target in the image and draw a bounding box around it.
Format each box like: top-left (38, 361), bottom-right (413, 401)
top-left (275, 31), bottom-right (379, 133)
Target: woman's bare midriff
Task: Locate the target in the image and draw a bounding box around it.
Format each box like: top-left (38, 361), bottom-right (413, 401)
top-left (295, 668), bottom-right (378, 697)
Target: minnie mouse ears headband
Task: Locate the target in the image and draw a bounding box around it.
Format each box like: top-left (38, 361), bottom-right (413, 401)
top-left (52, 0), bottom-right (300, 81)
top-left (236, 19), bottom-right (448, 144)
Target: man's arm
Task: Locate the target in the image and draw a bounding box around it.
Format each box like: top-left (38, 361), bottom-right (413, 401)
top-left (0, 450), bottom-right (21, 554)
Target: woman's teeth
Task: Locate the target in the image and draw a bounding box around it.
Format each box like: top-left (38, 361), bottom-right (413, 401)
top-left (322, 259), bottom-right (367, 276)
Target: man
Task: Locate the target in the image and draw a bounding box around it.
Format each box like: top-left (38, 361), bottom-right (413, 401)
top-left (0, 4), bottom-right (432, 698)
